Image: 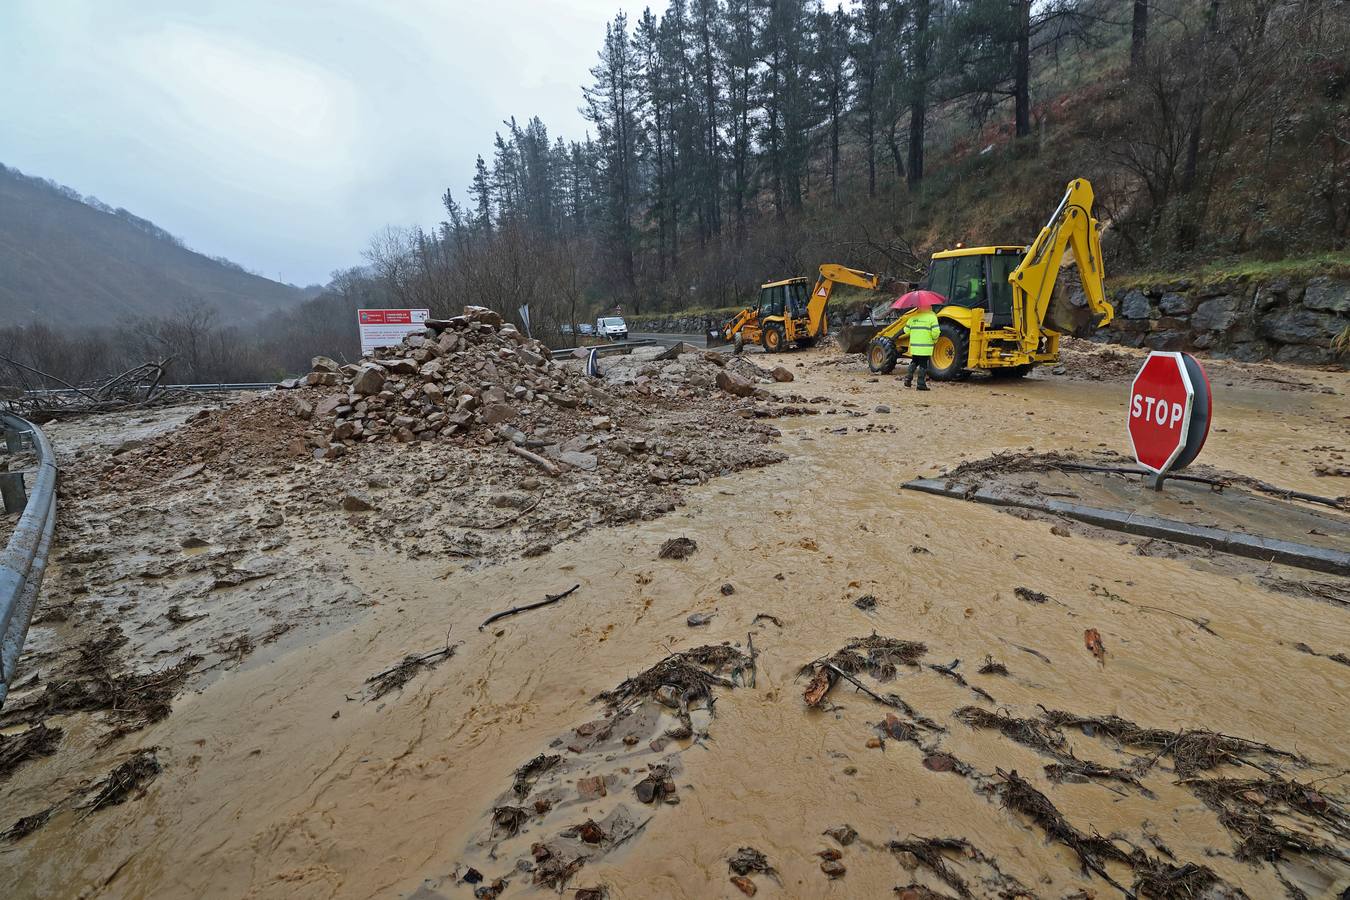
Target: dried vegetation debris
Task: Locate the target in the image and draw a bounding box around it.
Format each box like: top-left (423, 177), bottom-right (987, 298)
top-left (0, 723), bottom-right (63, 782)
top-left (0, 626), bottom-right (199, 746)
top-left (4, 747), bottom-right (162, 842)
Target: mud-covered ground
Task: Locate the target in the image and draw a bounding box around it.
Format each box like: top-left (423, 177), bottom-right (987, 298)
top-left (2, 341), bottom-right (1347, 900)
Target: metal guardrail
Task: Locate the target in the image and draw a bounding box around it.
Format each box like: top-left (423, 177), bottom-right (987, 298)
top-left (23, 382), bottom-right (276, 397)
top-left (549, 339), bottom-right (658, 359)
top-left (0, 414), bottom-right (57, 707)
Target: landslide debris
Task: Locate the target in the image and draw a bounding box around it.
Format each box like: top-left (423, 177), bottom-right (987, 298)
top-left (457, 642), bottom-right (755, 890)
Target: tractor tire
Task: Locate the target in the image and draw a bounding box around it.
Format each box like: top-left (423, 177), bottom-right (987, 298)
top-left (927, 321), bottom-right (970, 381)
top-left (732, 332), bottom-right (745, 354)
top-left (762, 323), bottom-right (786, 353)
top-left (988, 363), bottom-right (1034, 379)
top-left (867, 336), bottom-right (898, 374)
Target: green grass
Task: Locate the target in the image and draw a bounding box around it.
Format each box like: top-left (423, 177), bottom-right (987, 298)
top-left (1108, 252), bottom-right (1350, 291)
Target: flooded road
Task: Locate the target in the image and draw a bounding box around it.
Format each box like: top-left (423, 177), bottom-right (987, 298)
top-left (3, 350), bottom-right (1347, 898)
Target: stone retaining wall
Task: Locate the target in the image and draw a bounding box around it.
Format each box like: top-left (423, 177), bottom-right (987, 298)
top-left (1091, 275), bottom-right (1348, 364)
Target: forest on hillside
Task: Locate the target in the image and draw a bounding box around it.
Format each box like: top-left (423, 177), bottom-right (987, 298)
top-left (2, 0), bottom-right (1344, 387)
top-left (363, 0), bottom-right (1346, 333)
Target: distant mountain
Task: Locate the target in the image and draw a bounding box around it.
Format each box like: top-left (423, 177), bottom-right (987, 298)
top-left (0, 164), bottom-right (306, 326)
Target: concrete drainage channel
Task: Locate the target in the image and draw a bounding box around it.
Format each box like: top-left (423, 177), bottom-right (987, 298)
top-left (0, 414), bottom-right (57, 707)
top-left (903, 477), bottom-right (1350, 577)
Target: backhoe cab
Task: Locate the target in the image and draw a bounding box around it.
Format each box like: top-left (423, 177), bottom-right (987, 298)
top-left (724, 264), bottom-right (884, 353)
top-left (867, 178), bottom-right (1114, 380)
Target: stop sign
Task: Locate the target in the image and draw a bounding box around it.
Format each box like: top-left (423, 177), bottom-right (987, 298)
top-left (1127, 351), bottom-right (1212, 475)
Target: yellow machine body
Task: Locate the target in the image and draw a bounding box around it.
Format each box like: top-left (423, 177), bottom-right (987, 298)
top-left (724, 264), bottom-right (883, 353)
top-left (867, 178), bottom-right (1114, 379)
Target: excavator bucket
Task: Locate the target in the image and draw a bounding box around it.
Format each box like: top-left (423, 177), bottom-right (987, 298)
top-left (705, 326), bottom-right (730, 349)
top-left (1043, 272), bottom-right (1106, 337)
top-left (836, 323), bottom-right (883, 354)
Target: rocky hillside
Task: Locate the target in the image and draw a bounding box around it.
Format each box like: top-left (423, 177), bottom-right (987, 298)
top-left (0, 164), bottom-right (304, 327)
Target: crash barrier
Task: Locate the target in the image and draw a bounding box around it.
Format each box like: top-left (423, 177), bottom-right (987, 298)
top-left (0, 414), bottom-right (57, 707)
top-left (25, 382), bottom-right (275, 397)
top-left (549, 339), bottom-right (657, 360)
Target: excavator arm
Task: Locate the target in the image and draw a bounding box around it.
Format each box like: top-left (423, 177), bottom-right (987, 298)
top-left (1009, 178), bottom-right (1113, 351)
top-left (806, 264), bottom-right (882, 337)
top-left (722, 306), bottom-right (757, 340)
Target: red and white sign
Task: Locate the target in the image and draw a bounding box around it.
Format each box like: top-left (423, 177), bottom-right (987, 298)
top-left (1127, 351), bottom-right (1212, 474)
top-left (357, 308), bottom-right (430, 355)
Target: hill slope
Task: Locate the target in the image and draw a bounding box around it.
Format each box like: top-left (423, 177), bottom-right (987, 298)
top-left (0, 164), bottom-right (305, 326)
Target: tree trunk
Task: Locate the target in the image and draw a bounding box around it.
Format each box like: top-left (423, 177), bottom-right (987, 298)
top-left (1014, 0), bottom-right (1031, 138)
top-left (907, 0), bottom-right (930, 187)
top-left (1130, 0), bottom-right (1149, 70)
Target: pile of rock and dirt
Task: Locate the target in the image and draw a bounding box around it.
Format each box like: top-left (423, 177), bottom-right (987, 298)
top-left (26, 310), bottom-right (792, 763)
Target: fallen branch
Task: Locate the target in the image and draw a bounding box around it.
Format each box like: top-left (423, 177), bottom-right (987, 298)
top-left (508, 443), bottom-right (560, 476)
top-left (479, 585), bottom-right (580, 631)
top-left (485, 498), bottom-right (541, 529)
top-left (820, 662), bottom-right (943, 730)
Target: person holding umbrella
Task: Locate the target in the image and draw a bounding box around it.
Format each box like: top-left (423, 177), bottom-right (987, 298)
top-left (893, 291), bottom-right (943, 390)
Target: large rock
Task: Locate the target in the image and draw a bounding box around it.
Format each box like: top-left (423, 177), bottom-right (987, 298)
top-left (1303, 277), bottom-right (1350, 313)
top-left (480, 402), bottom-right (516, 425)
top-left (770, 366), bottom-right (795, 382)
top-left (1254, 279), bottom-right (1291, 312)
top-left (1274, 344), bottom-right (1334, 364)
top-left (1120, 290), bottom-right (1151, 319)
top-left (1144, 332), bottom-right (1187, 351)
top-left (311, 356), bottom-right (340, 373)
top-left (352, 364), bottom-right (387, 396)
top-left (463, 305), bottom-right (503, 327)
top-left (1158, 292), bottom-right (1193, 315)
top-left (716, 369), bottom-right (755, 397)
top-left (559, 450), bottom-right (599, 471)
top-left (1191, 296), bottom-right (1240, 332)
top-left (1259, 308), bottom-right (1341, 345)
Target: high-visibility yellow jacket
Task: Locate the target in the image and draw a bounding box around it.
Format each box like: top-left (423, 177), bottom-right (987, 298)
top-left (903, 310), bottom-right (941, 357)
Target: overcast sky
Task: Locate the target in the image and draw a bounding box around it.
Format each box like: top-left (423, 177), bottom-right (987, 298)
top-left (0, 0), bottom-right (621, 285)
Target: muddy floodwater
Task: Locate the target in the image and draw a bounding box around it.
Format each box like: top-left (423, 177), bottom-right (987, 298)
top-left (3, 348), bottom-right (1348, 899)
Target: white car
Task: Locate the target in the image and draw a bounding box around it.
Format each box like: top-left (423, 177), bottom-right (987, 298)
top-left (596, 316), bottom-right (628, 340)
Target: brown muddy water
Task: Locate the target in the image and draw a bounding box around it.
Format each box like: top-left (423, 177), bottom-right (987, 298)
top-left (3, 351), bottom-right (1348, 899)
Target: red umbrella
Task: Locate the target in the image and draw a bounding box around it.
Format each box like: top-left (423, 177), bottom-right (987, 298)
top-left (891, 290), bottom-right (946, 310)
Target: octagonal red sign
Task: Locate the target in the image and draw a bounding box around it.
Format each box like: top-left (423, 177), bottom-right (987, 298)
top-left (1127, 352), bottom-right (1212, 474)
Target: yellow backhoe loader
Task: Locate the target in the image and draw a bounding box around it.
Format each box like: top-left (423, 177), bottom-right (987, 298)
top-left (723, 264), bottom-right (886, 353)
top-left (867, 178), bottom-right (1114, 379)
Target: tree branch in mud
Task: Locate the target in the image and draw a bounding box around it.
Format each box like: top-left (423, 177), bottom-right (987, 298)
top-left (365, 633), bottom-right (459, 699)
top-left (478, 584), bottom-right (581, 631)
top-left (507, 443), bottom-right (560, 476)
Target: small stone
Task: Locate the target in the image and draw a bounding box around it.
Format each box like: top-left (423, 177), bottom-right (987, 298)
top-left (687, 612), bottom-right (714, 627)
top-left (577, 820), bottom-right (605, 844)
top-left (818, 848), bottom-right (842, 861)
top-left (874, 404), bottom-right (890, 413)
top-left (1050, 524), bottom-right (1071, 537)
top-left (824, 824), bottom-right (858, 846)
top-left (730, 875), bottom-right (757, 896)
top-left (866, 737), bottom-right (882, 749)
top-left (820, 859), bottom-right (846, 878)
top-left (720, 583), bottom-right (735, 596)
top-left (341, 492), bottom-right (374, 512)
top-left (770, 365), bottom-right (795, 382)
top-left (575, 777), bottom-right (607, 804)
